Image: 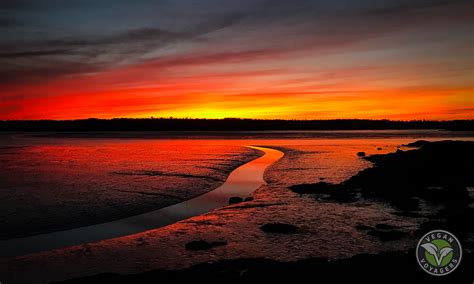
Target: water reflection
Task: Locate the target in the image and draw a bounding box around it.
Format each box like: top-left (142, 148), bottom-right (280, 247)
top-left (0, 146), bottom-right (283, 257)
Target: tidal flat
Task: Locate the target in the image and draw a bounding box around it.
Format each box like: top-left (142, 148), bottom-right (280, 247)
top-left (0, 130), bottom-right (473, 283)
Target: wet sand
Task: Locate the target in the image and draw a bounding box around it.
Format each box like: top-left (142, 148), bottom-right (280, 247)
top-left (0, 143), bottom-right (417, 283)
top-left (0, 146), bottom-right (282, 258)
top-left (0, 138), bottom-right (263, 240)
top-left (1, 138), bottom-right (473, 283)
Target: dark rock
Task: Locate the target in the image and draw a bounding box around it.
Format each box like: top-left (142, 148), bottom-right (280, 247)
top-left (357, 151), bottom-right (366, 157)
top-left (375, 224), bottom-right (396, 230)
top-left (288, 141), bottom-right (473, 243)
top-left (391, 197), bottom-right (420, 212)
top-left (260, 223), bottom-right (298, 234)
top-left (415, 221), bottom-right (445, 238)
top-left (244, 196), bottom-right (254, 202)
top-left (185, 240), bottom-right (227, 251)
top-left (404, 140), bottom-right (431, 147)
top-left (290, 182), bottom-right (357, 202)
top-left (357, 223), bottom-right (409, 242)
top-left (415, 206), bottom-right (474, 241)
top-left (320, 191), bottom-right (357, 203)
top-left (228, 197), bottom-right (243, 205)
top-left (391, 211), bottom-right (422, 218)
top-left (355, 225), bottom-right (373, 231)
top-left (377, 147), bottom-right (382, 150)
top-left (367, 229), bottom-right (409, 241)
top-left (344, 141), bottom-right (474, 211)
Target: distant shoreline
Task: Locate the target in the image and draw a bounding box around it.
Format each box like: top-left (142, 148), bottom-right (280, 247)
top-left (2, 129), bottom-right (474, 140)
top-left (1, 118), bottom-right (473, 132)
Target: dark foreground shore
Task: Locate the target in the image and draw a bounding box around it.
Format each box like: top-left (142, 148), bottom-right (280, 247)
top-left (61, 250), bottom-right (473, 283)
top-left (291, 140), bottom-right (474, 244)
top-left (60, 140), bottom-right (474, 283)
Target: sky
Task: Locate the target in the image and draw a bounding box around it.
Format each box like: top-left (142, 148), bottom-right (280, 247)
top-left (0, 0), bottom-right (473, 120)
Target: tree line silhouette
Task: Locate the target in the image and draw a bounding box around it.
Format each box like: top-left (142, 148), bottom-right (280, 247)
top-left (0, 118), bottom-right (472, 131)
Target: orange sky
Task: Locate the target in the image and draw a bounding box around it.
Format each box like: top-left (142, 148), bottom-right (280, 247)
top-left (2, 54), bottom-right (472, 120)
top-left (0, 0), bottom-right (473, 120)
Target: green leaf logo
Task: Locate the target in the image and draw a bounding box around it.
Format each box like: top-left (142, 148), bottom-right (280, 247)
top-left (421, 242), bottom-right (453, 267)
top-left (416, 230), bottom-right (462, 276)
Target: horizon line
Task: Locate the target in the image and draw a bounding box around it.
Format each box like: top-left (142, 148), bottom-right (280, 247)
top-left (2, 117), bottom-right (473, 123)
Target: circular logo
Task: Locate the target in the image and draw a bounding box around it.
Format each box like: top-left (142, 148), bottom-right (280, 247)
top-left (416, 230), bottom-right (462, 276)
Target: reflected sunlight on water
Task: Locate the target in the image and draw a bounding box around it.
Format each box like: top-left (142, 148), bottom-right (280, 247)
top-left (0, 131), bottom-right (472, 241)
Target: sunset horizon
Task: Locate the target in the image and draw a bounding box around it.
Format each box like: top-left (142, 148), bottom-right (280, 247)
top-left (2, 117), bottom-right (474, 122)
top-left (1, 0), bottom-right (472, 121)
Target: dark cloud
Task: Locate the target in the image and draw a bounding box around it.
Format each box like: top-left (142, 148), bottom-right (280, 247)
top-left (0, 59), bottom-right (107, 86)
top-left (143, 49), bottom-right (283, 69)
top-left (0, 0), bottom-right (37, 10)
top-left (367, 0), bottom-right (472, 15)
top-left (0, 0), bottom-right (472, 88)
top-left (0, 49), bottom-right (73, 58)
top-left (0, 17), bottom-right (23, 27)
top-left (187, 13), bottom-right (245, 36)
top-left (41, 28), bottom-right (181, 48)
top-left (0, 11), bottom-right (248, 86)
